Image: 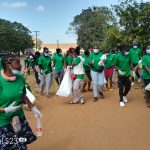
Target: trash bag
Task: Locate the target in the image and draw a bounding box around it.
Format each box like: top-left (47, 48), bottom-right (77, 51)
top-left (56, 67), bottom-right (73, 97)
top-left (145, 83), bottom-right (150, 91)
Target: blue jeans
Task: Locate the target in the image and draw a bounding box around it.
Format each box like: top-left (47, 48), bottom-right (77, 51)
top-left (40, 72), bottom-right (52, 95)
top-left (91, 70), bottom-right (104, 97)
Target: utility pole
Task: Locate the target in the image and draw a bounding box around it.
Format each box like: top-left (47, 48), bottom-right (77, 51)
top-left (57, 39), bottom-right (59, 48)
top-left (33, 31), bottom-right (40, 51)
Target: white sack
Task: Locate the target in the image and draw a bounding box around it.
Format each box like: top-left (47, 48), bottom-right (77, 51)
top-left (56, 67), bottom-right (73, 97)
top-left (145, 83), bottom-right (150, 91)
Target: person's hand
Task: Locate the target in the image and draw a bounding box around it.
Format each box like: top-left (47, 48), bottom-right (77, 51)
top-left (118, 70), bottom-right (125, 76)
top-left (5, 102), bottom-right (22, 113)
top-left (31, 106), bottom-right (43, 118)
top-left (88, 62), bottom-right (93, 66)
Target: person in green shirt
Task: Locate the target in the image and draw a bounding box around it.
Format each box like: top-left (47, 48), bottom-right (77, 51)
top-left (0, 54), bottom-right (42, 149)
top-left (53, 48), bottom-right (64, 85)
top-left (34, 51), bottom-right (41, 85)
top-left (26, 54), bottom-right (35, 75)
top-left (89, 46), bottom-right (104, 102)
top-left (130, 42), bottom-right (141, 85)
top-left (66, 47), bottom-right (74, 67)
top-left (70, 47), bottom-right (85, 104)
top-left (142, 46), bottom-right (150, 107)
top-left (111, 48), bottom-right (119, 83)
top-left (38, 47), bottom-right (52, 98)
top-left (82, 50), bottom-right (92, 92)
top-left (113, 46), bottom-right (132, 107)
top-left (104, 49), bottom-right (115, 91)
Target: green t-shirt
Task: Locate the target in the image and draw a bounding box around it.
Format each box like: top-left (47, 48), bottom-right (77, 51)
top-left (66, 55), bottom-right (74, 66)
top-left (130, 48), bottom-right (141, 64)
top-left (74, 56), bottom-right (84, 79)
top-left (104, 54), bottom-right (114, 69)
top-left (0, 75), bottom-right (25, 126)
top-left (28, 59), bottom-right (35, 67)
top-left (82, 55), bottom-right (91, 71)
top-left (114, 53), bottom-right (131, 77)
top-left (89, 52), bottom-right (103, 72)
top-left (113, 52), bottom-right (120, 63)
top-left (142, 55), bottom-right (150, 79)
top-left (38, 55), bottom-right (52, 74)
top-left (34, 57), bottom-right (40, 66)
top-left (53, 54), bottom-right (64, 71)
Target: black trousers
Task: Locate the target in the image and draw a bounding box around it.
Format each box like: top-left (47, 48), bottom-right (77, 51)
top-left (85, 70), bottom-right (92, 81)
top-left (144, 79), bottom-right (150, 87)
top-left (118, 76), bottom-right (131, 102)
top-left (132, 63), bottom-right (140, 82)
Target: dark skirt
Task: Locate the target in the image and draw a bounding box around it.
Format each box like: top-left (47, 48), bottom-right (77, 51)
top-left (0, 116), bottom-right (37, 150)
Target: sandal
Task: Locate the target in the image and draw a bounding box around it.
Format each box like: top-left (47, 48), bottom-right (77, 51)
top-left (69, 101), bottom-right (78, 104)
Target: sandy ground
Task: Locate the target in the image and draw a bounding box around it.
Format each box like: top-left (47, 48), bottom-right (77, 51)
top-left (24, 73), bottom-right (150, 150)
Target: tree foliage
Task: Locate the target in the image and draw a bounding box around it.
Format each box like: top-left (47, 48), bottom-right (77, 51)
top-left (69, 0), bottom-right (150, 50)
top-left (68, 6), bottom-right (114, 50)
top-left (113, 0), bottom-right (150, 50)
top-left (0, 19), bottom-right (34, 54)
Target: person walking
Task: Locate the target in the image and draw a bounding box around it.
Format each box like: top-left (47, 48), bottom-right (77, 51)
top-left (142, 46), bottom-right (150, 107)
top-left (0, 54), bottom-right (42, 150)
top-left (130, 42), bottom-right (141, 85)
top-left (104, 49), bottom-right (114, 91)
top-left (113, 46), bottom-right (132, 107)
top-left (34, 51), bottom-right (41, 85)
top-left (38, 47), bottom-right (52, 98)
top-left (89, 46), bottom-right (105, 102)
top-left (70, 47), bottom-right (85, 104)
top-left (82, 50), bottom-right (92, 92)
top-left (53, 48), bottom-right (64, 85)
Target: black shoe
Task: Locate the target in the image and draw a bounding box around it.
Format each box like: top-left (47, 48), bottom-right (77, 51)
top-left (99, 92), bottom-right (104, 99)
top-left (93, 97), bottom-right (98, 102)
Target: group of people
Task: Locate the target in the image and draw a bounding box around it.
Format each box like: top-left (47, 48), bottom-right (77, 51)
top-left (24, 43), bottom-right (150, 108)
top-left (0, 42), bottom-right (150, 149)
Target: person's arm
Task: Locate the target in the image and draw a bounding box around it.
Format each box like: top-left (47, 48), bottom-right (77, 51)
top-left (0, 107), bottom-right (5, 112)
top-left (144, 65), bottom-right (150, 74)
top-left (23, 94), bottom-right (42, 117)
top-left (142, 56), bottom-right (150, 73)
top-left (72, 57), bottom-right (81, 67)
top-left (23, 95), bottom-right (34, 108)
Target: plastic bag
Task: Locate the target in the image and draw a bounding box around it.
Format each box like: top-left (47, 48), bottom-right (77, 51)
top-left (26, 88), bottom-right (36, 104)
top-left (98, 54), bottom-right (106, 66)
top-left (56, 67), bottom-right (73, 97)
top-left (145, 83), bottom-right (150, 91)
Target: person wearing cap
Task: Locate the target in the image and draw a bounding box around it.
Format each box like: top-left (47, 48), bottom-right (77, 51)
top-left (142, 46), bottom-right (150, 107)
top-left (38, 47), bottom-right (52, 98)
top-left (53, 48), bottom-right (65, 85)
top-left (130, 42), bottom-right (142, 85)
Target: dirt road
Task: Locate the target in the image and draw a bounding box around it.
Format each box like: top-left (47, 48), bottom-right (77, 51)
top-left (25, 75), bottom-right (150, 150)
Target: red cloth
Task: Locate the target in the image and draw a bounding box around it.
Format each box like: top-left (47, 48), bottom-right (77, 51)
top-left (104, 67), bottom-right (114, 78)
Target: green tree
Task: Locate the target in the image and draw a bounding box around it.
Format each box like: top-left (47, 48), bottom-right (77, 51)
top-left (0, 19), bottom-right (34, 55)
top-left (113, 0), bottom-right (150, 50)
top-left (68, 6), bottom-right (114, 50)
